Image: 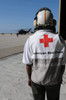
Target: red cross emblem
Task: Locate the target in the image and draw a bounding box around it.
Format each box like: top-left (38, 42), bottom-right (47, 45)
top-left (40, 34), bottom-right (53, 47)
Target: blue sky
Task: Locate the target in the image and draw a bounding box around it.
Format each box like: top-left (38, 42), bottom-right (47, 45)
top-left (0, 0), bottom-right (59, 33)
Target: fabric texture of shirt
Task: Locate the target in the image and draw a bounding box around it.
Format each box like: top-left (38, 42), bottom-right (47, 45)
top-left (22, 30), bottom-right (66, 85)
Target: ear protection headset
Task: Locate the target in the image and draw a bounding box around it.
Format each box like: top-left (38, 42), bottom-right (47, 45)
top-left (34, 7), bottom-right (56, 28)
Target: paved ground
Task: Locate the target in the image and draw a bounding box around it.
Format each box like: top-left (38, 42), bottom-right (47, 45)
top-left (0, 53), bottom-right (66, 100)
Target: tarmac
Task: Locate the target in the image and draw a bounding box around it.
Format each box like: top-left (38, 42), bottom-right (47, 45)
top-left (0, 53), bottom-right (66, 100)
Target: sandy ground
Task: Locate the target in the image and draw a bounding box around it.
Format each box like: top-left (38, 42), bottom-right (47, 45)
top-left (0, 53), bottom-right (66, 100)
top-left (0, 53), bottom-right (33, 100)
top-left (0, 34), bottom-right (30, 49)
top-left (0, 34), bottom-right (31, 58)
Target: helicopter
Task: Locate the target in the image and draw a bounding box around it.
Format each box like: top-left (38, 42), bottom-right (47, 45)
top-left (16, 28), bottom-right (32, 37)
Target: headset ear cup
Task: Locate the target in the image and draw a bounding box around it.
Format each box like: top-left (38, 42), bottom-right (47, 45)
top-left (34, 19), bottom-right (37, 27)
top-left (53, 19), bottom-right (57, 26)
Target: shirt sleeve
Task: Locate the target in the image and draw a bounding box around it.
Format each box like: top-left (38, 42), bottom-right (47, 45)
top-left (58, 35), bottom-right (66, 65)
top-left (22, 38), bottom-right (33, 65)
top-left (62, 41), bottom-right (66, 65)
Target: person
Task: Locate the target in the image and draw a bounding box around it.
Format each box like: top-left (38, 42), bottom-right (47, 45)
top-left (22, 7), bottom-right (66, 100)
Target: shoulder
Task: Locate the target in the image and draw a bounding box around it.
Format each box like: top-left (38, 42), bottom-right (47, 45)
top-left (58, 35), bottom-right (66, 47)
top-left (59, 35), bottom-right (65, 43)
top-left (29, 30), bottom-right (43, 39)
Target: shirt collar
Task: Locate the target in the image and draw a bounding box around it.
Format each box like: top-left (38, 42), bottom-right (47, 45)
top-left (36, 29), bottom-right (55, 33)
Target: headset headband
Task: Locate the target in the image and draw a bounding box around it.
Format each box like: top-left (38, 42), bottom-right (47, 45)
top-left (35, 7), bottom-right (53, 19)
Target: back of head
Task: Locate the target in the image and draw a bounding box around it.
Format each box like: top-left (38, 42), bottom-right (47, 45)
top-left (34, 7), bottom-right (56, 32)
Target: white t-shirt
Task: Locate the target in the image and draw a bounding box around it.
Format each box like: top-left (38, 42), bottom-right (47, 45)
top-left (22, 30), bottom-right (66, 85)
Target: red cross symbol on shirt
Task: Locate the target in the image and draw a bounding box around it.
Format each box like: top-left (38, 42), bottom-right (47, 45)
top-left (40, 34), bottom-right (53, 47)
